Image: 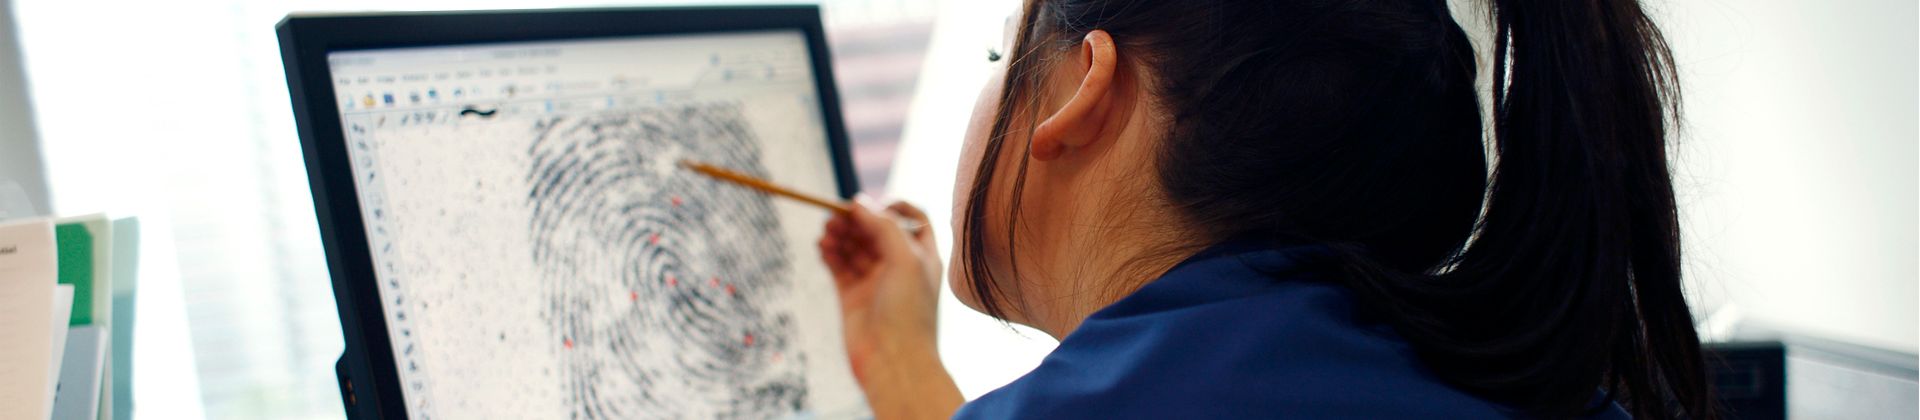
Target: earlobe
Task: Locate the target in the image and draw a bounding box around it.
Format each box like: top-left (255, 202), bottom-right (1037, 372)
top-left (1031, 30), bottom-right (1118, 161)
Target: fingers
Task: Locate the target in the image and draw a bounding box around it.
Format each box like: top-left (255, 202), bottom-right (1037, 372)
top-left (819, 197), bottom-right (938, 291)
top-left (826, 212), bottom-right (853, 238)
top-left (848, 198), bottom-right (913, 253)
top-left (818, 237), bottom-right (851, 282)
top-left (820, 212), bottom-right (870, 283)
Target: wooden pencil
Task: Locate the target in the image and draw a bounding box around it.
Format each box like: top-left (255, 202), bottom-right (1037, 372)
top-left (680, 159), bottom-right (851, 213)
top-left (679, 159), bottom-right (927, 235)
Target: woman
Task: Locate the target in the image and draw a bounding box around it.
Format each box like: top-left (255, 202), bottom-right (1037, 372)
top-left (817, 0), bottom-right (1711, 418)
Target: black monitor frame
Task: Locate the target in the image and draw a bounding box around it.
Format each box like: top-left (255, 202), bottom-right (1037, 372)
top-left (276, 6), bottom-right (860, 418)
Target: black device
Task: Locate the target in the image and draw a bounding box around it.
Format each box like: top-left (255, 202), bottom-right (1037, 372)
top-left (277, 6), bottom-right (859, 418)
top-left (1704, 328), bottom-right (1918, 419)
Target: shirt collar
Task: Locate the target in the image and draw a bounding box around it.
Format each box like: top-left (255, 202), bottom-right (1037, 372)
top-left (1087, 236), bottom-right (1333, 321)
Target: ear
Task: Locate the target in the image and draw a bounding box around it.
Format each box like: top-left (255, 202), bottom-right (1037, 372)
top-left (1031, 30), bottom-right (1118, 161)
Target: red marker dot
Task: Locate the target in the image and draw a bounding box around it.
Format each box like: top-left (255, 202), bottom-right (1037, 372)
top-left (563, 338), bottom-right (574, 349)
top-left (725, 284), bottom-right (737, 296)
top-left (667, 275), bottom-right (678, 287)
top-left (744, 333), bottom-right (755, 347)
top-left (649, 233), bottom-right (660, 245)
top-left (671, 196), bottom-right (683, 207)
top-left (709, 277), bottom-right (720, 288)
top-left (630, 291), bottom-right (639, 301)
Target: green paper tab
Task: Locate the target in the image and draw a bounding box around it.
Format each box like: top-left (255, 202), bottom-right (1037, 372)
top-left (56, 222), bottom-right (95, 325)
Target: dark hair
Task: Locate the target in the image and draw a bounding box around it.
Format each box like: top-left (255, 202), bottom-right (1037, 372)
top-left (957, 0), bottom-right (1711, 418)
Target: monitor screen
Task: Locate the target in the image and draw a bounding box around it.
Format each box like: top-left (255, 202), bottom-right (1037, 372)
top-left (325, 30), bottom-right (863, 419)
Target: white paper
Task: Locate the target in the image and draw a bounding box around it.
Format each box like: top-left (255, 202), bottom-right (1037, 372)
top-left (51, 326), bottom-right (106, 420)
top-left (48, 284), bottom-right (74, 402)
top-left (0, 218), bottom-right (58, 420)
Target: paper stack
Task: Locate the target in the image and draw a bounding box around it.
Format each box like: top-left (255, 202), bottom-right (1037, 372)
top-left (1, 214), bottom-right (138, 420)
top-left (2, 218), bottom-right (60, 419)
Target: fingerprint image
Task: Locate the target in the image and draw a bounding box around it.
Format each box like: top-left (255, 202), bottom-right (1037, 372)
top-left (526, 103), bottom-right (808, 419)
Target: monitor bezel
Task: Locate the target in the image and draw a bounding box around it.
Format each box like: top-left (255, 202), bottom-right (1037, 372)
top-left (276, 6), bottom-right (861, 418)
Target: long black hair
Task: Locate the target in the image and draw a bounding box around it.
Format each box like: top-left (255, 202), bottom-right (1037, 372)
top-left (957, 0), bottom-right (1711, 418)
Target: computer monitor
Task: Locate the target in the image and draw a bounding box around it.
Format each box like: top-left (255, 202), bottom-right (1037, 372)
top-left (278, 7), bottom-right (864, 419)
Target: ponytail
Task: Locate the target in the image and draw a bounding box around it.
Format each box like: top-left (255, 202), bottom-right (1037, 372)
top-left (1375, 0), bottom-right (1709, 417)
top-left (974, 0), bottom-right (1710, 417)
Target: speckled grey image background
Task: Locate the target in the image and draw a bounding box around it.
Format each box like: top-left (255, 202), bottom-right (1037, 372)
top-left (527, 104), bottom-right (808, 419)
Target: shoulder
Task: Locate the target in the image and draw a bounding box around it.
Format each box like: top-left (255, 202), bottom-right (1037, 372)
top-left (956, 244), bottom-right (1527, 419)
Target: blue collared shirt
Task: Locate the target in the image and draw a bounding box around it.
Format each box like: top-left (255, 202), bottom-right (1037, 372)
top-left (953, 240), bottom-right (1628, 419)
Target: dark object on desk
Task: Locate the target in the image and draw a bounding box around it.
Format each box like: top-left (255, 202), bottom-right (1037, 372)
top-left (1705, 328), bottom-right (1917, 419)
top-left (1706, 342), bottom-right (1788, 419)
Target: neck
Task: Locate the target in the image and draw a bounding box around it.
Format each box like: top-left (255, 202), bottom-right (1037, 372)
top-left (1021, 187), bottom-right (1204, 340)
